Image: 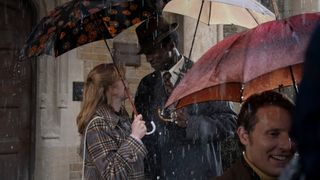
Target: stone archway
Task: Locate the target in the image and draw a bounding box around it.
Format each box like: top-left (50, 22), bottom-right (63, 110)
top-left (0, 1), bottom-right (36, 179)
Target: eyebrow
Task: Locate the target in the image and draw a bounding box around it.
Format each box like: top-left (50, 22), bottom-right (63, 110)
top-left (265, 128), bottom-right (284, 133)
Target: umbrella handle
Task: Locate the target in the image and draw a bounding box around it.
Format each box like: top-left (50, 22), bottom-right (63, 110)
top-left (146, 121), bottom-right (156, 135)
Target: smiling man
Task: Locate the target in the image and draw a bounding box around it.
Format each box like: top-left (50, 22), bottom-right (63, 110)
top-left (215, 91), bottom-right (295, 180)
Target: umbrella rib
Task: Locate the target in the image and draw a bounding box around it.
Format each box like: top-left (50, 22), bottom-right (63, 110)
top-left (188, 0), bottom-right (205, 60)
top-left (289, 66), bottom-right (299, 94)
top-left (246, 8), bottom-right (259, 25)
top-left (208, 33), bottom-right (243, 86)
top-left (208, 1), bottom-right (211, 25)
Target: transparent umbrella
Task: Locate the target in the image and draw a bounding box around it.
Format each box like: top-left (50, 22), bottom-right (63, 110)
top-left (163, 0), bottom-right (275, 60)
top-left (163, 0), bottom-right (275, 28)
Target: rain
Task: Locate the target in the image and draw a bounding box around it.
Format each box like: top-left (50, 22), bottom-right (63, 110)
top-left (0, 0), bottom-right (319, 179)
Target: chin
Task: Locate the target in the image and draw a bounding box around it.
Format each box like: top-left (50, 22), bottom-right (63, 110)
top-left (122, 96), bottom-right (128, 101)
top-left (266, 167), bottom-right (284, 177)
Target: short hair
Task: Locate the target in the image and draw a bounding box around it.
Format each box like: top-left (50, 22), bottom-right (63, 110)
top-left (238, 91), bottom-right (294, 133)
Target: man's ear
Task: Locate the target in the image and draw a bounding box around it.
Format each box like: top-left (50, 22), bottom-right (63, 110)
top-left (237, 126), bottom-right (250, 146)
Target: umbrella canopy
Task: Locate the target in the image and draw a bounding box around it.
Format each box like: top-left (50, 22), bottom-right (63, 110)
top-left (165, 13), bottom-right (320, 108)
top-left (20, 0), bottom-right (166, 134)
top-left (20, 0), bottom-right (167, 58)
top-left (163, 0), bottom-right (275, 28)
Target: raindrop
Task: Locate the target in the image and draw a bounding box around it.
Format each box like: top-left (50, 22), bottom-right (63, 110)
top-left (181, 147), bottom-right (185, 158)
top-left (18, 0), bottom-right (22, 9)
top-left (159, 132), bottom-right (162, 135)
top-left (156, 176), bottom-right (160, 180)
top-left (4, 0), bottom-right (8, 25)
top-left (22, 6), bottom-right (27, 18)
top-left (103, 0), bottom-right (106, 8)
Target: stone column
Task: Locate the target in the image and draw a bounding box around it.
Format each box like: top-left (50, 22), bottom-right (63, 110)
top-left (287, 0), bottom-right (320, 17)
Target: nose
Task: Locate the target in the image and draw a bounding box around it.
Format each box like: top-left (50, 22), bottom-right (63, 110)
top-left (279, 133), bottom-right (293, 150)
top-left (124, 80), bottom-right (129, 88)
top-left (146, 53), bottom-right (158, 62)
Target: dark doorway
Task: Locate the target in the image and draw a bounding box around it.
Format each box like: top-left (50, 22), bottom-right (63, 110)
top-left (0, 1), bottom-right (36, 179)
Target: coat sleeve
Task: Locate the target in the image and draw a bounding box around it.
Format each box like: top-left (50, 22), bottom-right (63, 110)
top-left (85, 118), bottom-right (147, 179)
top-left (186, 101), bottom-right (237, 142)
top-left (134, 78), bottom-right (161, 179)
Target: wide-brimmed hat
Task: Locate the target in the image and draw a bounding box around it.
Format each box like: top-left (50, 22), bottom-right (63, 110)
top-left (136, 16), bottom-right (178, 54)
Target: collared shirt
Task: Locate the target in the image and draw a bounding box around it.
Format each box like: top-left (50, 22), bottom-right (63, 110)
top-left (161, 55), bottom-right (185, 86)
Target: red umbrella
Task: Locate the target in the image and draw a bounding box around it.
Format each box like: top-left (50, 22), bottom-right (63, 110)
top-left (166, 13), bottom-right (320, 108)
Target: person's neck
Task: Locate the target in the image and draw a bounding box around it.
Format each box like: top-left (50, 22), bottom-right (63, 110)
top-left (162, 54), bottom-right (182, 72)
top-left (243, 152), bottom-right (277, 180)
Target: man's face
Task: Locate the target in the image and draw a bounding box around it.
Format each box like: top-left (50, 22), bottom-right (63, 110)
top-left (145, 43), bottom-right (174, 71)
top-left (238, 105), bottom-right (295, 177)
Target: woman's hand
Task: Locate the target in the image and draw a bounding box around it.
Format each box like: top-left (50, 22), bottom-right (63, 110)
top-left (131, 114), bottom-right (147, 140)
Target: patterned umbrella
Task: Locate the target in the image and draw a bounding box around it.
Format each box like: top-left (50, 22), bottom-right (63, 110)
top-left (20, 0), bottom-right (169, 134)
top-left (20, 0), bottom-right (169, 58)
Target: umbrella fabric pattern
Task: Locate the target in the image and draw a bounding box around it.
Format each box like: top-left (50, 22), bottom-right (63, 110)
top-left (163, 0), bottom-right (275, 28)
top-left (21, 0), bottom-right (168, 58)
top-left (166, 13), bottom-right (320, 108)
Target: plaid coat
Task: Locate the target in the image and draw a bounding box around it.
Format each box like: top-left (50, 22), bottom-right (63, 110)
top-left (81, 105), bottom-right (147, 180)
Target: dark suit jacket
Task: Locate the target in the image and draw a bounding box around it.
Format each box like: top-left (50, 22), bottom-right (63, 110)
top-left (135, 62), bottom-right (237, 179)
top-left (214, 158), bottom-right (261, 180)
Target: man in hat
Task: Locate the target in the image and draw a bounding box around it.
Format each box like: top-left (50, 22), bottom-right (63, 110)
top-left (134, 16), bottom-right (237, 179)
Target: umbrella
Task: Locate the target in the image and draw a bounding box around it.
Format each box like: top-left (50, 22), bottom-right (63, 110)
top-left (20, 0), bottom-right (165, 58)
top-left (165, 13), bottom-right (320, 109)
top-left (163, 0), bottom-right (275, 61)
top-left (20, 0), bottom-right (167, 134)
top-left (163, 0), bottom-right (275, 29)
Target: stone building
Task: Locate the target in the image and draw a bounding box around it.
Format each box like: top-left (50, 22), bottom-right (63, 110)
top-left (0, 0), bottom-right (318, 179)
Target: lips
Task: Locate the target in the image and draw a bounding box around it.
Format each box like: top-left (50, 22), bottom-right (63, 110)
top-left (271, 155), bottom-right (288, 161)
top-left (270, 155), bottom-right (292, 166)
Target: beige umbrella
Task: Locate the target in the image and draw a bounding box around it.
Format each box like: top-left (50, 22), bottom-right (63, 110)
top-left (163, 0), bottom-right (275, 28)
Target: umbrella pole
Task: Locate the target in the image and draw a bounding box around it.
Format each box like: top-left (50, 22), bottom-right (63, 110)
top-left (188, 0), bottom-right (205, 60)
top-left (289, 66), bottom-right (299, 95)
top-left (79, 4), bottom-right (157, 134)
top-left (79, 4), bottom-right (138, 114)
top-left (271, 0), bottom-right (280, 20)
top-left (101, 37), bottom-right (156, 135)
top-left (103, 39), bottom-right (138, 115)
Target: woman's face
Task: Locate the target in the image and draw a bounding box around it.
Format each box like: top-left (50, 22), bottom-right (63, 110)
top-left (109, 78), bottom-right (128, 101)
